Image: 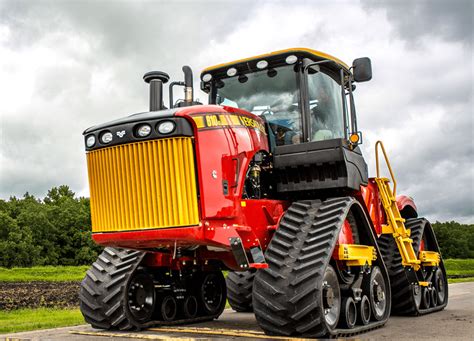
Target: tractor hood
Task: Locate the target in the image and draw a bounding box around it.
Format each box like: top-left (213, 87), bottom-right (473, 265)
top-left (83, 108), bottom-right (179, 135)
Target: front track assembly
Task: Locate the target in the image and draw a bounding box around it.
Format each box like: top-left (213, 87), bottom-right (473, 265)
top-left (79, 247), bottom-right (227, 330)
top-left (252, 197), bottom-right (391, 338)
top-left (378, 218), bottom-right (448, 316)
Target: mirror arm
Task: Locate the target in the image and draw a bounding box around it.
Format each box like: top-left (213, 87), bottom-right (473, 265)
top-left (347, 76), bottom-right (358, 134)
top-left (339, 68), bottom-right (349, 140)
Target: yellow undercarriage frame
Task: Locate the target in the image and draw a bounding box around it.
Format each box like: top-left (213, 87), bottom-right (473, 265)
top-left (375, 141), bottom-right (440, 272)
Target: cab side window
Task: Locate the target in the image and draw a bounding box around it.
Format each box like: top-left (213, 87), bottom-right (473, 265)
top-left (307, 70), bottom-right (344, 141)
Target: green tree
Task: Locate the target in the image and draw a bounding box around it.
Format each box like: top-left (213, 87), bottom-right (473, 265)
top-left (0, 212), bottom-right (41, 267)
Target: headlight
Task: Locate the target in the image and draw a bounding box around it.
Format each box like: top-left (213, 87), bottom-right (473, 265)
top-left (157, 121), bottom-right (176, 134)
top-left (101, 132), bottom-right (113, 144)
top-left (137, 124), bottom-right (152, 137)
top-left (86, 135), bottom-right (96, 148)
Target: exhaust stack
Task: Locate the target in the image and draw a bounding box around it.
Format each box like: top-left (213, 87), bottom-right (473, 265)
top-left (143, 71), bottom-right (170, 111)
top-left (182, 65), bottom-right (193, 104)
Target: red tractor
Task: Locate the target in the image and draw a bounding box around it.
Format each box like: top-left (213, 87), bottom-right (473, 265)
top-left (80, 48), bottom-right (448, 337)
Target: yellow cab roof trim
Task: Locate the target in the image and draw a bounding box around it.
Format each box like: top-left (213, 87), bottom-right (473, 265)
top-left (201, 47), bottom-right (350, 73)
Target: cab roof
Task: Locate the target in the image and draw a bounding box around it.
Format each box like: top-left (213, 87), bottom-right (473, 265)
top-left (201, 47), bottom-right (350, 77)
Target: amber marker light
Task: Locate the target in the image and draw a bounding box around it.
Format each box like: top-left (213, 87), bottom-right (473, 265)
top-left (349, 133), bottom-right (360, 144)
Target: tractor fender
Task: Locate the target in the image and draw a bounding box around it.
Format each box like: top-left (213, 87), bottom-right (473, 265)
top-left (396, 195), bottom-right (418, 219)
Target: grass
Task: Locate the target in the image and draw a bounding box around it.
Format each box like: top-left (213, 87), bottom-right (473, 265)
top-left (443, 259), bottom-right (474, 277)
top-left (0, 266), bottom-right (89, 282)
top-left (448, 277), bottom-right (474, 284)
top-left (0, 308), bottom-right (84, 334)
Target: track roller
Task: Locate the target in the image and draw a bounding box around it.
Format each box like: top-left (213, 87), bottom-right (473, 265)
top-left (183, 296), bottom-right (198, 318)
top-left (358, 295), bottom-right (371, 325)
top-left (339, 297), bottom-right (357, 329)
top-left (421, 287), bottom-right (431, 309)
top-left (160, 296), bottom-right (177, 321)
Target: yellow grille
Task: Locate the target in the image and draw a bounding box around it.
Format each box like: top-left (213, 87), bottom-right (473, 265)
top-left (86, 137), bottom-right (199, 232)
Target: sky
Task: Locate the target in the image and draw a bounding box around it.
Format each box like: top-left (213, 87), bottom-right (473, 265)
top-left (0, 0), bottom-right (472, 223)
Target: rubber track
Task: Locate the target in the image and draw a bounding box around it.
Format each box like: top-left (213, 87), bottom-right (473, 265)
top-left (378, 218), bottom-right (448, 315)
top-left (79, 247), bottom-right (145, 330)
top-left (226, 271), bottom-right (255, 312)
top-left (253, 197), bottom-right (390, 338)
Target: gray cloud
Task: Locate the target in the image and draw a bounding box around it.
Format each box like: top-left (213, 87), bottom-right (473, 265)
top-left (362, 0), bottom-right (473, 45)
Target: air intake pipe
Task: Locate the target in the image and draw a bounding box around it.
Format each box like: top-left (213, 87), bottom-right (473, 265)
top-left (182, 65), bottom-right (193, 104)
top-left (143, 71), bottom-right (170, 111)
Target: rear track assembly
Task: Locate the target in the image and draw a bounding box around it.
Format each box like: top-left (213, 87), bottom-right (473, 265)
top-left (378, 218), bottom-right (448, 315)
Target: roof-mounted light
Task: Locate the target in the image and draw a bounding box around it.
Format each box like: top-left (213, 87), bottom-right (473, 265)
top-left (202, 73), bottom-right (212, 82)
top-left (227, 67), bottom-right (237, 77)
top-left (256, 60), bottom-right (268, 69)
top-left (285, 55), bottom-right (298, 64)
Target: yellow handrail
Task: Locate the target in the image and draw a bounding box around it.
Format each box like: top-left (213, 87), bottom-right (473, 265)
top-left (375, 141), bottom-right (397, 196)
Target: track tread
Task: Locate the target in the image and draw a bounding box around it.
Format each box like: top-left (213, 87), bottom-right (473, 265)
top-left (79, 247), bottom-right (145, 330)
top-left (226, 271), bottom-right (256, 312)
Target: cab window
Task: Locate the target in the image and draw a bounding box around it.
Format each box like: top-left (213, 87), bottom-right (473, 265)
top-left (215, 65), bottom-right (302, 147)
top-left (307, 69), bottom-right (344, 141)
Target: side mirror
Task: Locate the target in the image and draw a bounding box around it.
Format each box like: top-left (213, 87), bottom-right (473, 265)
top-left (352, 57), bottom-right (372, 82)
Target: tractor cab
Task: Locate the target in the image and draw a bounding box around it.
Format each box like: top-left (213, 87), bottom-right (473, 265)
top-left (201, 48), bottom-right (372, 197)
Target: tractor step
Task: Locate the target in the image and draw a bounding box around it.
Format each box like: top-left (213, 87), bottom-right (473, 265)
top-left (230, 237), bottom-right (267, 269)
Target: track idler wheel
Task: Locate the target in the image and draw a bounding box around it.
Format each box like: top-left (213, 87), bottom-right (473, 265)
top-left (200, 272), bottom-right (227, 316)
top-left (160, 296), bottom-right (177, 322)
top-left (322, 265), bottom-right (341, 329)
top-left (358, 295), bottom-right (371, 325)
top-left (339, 297), bottom-right (357, 329)
top-left (127, 271), bottom-right (156, 323)
top-left (434, 268), bottom-right (447, 305)
top-left (183, 295), bottom-right (198, 319)
top-left (365, 266), bottom-right (388, 321)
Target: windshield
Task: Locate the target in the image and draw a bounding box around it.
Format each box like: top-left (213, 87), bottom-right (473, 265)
top-left (215, 65), bottom-right (302, 146)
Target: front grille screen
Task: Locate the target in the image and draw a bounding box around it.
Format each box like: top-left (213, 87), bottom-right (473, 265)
top-left (86, 137), bottom-right (199, 232)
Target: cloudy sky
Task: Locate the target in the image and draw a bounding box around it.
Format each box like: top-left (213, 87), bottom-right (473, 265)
top-left (0, 0), bottom-right (472, 223)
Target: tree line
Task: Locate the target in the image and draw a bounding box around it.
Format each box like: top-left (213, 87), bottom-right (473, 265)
top-left (0, 186), bottom-right (101, 268)
top-left (0, 185), bottom-right (472, 268)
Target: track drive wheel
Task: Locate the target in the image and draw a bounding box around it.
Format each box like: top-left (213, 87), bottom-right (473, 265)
top-left (226, 271), bottom-right (255, 312)
top-left (79, 247), bottom-right (147, 330)
top-left (199, 271), bottom-right (227, 317)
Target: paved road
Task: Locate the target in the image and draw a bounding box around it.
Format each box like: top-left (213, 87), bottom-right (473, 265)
top-left (2, 282), bottom-right (473, 340)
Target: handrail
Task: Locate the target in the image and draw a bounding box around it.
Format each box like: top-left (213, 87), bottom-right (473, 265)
top-left (375, 141), bottom-right (397, 196)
